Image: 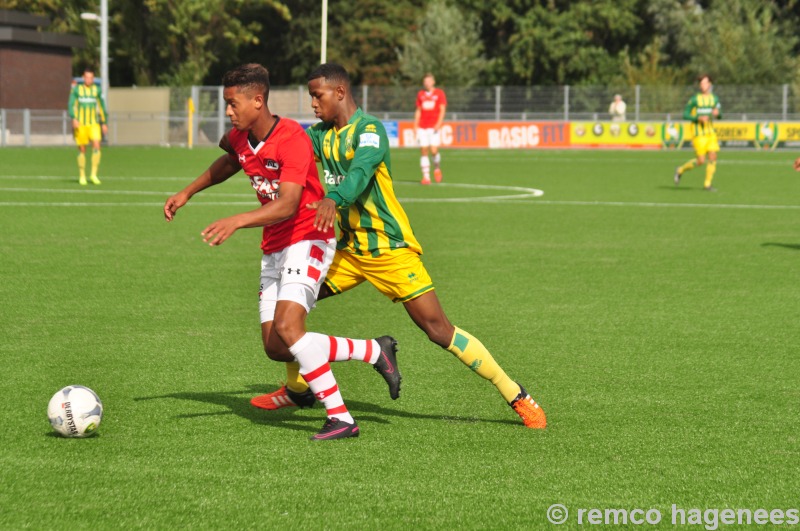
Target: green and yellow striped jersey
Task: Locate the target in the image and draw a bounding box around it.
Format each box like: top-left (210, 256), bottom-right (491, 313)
top-left (683, 92), bottom-right (721, 137)
top-left (68, 83), bottom-right (108, 126)
top-left (306, 108), bottom-right (422, 257)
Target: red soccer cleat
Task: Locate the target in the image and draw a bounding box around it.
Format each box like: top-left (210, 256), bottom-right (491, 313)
top-left (510, 384), bottom-right (547, 429)
top-left (250, 385), bottom-right (316, 410)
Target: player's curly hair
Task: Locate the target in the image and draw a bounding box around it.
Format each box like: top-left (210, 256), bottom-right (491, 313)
top-left (308, 63), bottom-right (350, 87)
top-left (223, 64), bottom-right (270, 98)
top-left (697, 73), bottom-right (713, 83)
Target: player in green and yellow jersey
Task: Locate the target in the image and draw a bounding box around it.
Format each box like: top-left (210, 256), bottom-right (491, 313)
top-left (250, 63), bottom-right (546, 429)
top-left (674, 74), bottom-right (721, 191)
top-left (68, 67), bottom-right (108, 185)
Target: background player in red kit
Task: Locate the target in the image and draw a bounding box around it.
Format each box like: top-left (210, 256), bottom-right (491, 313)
top-left (163, 64), bottom-right (400, 441)
top-left (414, 73), bottom-right (447, 185)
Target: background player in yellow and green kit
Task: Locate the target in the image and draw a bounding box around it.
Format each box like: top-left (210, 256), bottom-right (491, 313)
top-left (251, 63), bottom-right (546, 429)
top-left (68, 67), bottom-right (108, 185)
top-left (674, 74), bottom-right (721, 191)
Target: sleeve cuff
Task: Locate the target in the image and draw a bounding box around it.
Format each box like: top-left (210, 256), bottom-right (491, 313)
top-left (325, 192), bottom-right (345, 208)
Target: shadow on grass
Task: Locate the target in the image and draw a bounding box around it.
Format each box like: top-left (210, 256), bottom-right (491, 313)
top-left (762, 242), bottom-right (800, 251)
top-left (657, 186), bottom-right (695, 192)
top-left (134, 384), bottom-right (519, 435)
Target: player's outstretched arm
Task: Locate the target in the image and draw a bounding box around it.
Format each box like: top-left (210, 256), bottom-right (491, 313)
top-left (164, 154), bottom-right (240, 221)
top-left (794, 157), bottom-right (800, 171)
top-left (201, 181), bottom-right (303, 246)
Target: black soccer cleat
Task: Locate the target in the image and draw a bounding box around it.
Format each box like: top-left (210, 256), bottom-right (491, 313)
top-left (310, 417), bottom-right (360, 441)
top-left (287, 386), bottom-right (317, 408)
top-left (373, 336), bottom-right (402, 400)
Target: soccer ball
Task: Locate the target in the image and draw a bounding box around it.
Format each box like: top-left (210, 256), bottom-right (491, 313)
top-left (47, 385), bottom-right (103, 438)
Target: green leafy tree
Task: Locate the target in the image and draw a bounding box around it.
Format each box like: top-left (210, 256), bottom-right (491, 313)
top-left (470, 0), bottom-right (645, 85)
top-left (397, 0), bottom-right (488, 87)
top-left (1, 0), bottom-right (100, 75)
top-left (7, 0), bottom-right (290, 86)
top-left (231, 0), bottom-right (425, 86)
top-left (651, 0), bottom-right (799, 85)
top-left (141, 0), bottom-right (289, 86)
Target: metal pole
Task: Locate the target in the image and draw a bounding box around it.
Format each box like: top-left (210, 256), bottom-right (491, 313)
top-left (782, 84), bottom-right (788, 121)
top-left (298, 84), bottom-right (305, 115)
top-left (635, 84), bottom-right (640, 122)
top-left (495, 86), bottom-right (501, 120)
top-left (362, 85), bottom-right (368, 113)
top-left (320, 0), bottom-right (328, 64)
top-left (218, 86), bottom-right (225, 140)
top-left (23, 108), bottom-right (31, 147)
top-left (100, 0), bottom-right (109, 100)
top-left (564, 86), bottom-right (570, 121)
top-left (191, 86), bottom-right (200, 148)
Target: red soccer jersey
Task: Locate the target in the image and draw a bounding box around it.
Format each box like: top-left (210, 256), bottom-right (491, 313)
top-left (222, 117), bottom-right (333, 254)
top-left (416, 88), bottom-right (447, 128)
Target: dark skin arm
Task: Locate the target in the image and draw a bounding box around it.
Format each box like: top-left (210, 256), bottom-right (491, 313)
top-left (164, 152), bottom-right (301, 246)
top-left (164, 154), bottom-right (240, 221)
top-left (201, 181), bottom-right (302, 246)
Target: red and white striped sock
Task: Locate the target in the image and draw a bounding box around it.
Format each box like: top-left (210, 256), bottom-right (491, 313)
top-left (289, 333), bottom-right (354, 424)
top-left (421, 156), bottom-right (430, 179)
top-left (324, 334), bottom-right (380, 364)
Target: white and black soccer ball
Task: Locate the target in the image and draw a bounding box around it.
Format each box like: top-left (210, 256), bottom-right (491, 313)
top-left (47, 385), bottom-right (103, 438)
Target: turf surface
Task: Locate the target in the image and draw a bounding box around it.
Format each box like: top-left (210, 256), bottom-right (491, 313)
top-left (1, 146), bottom-right (799, 529)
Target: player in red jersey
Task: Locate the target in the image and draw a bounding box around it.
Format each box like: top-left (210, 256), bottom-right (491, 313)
top-left (414, 73), bottom-right (447, 184)
top-left (163, 64), bottom-right (401, 441)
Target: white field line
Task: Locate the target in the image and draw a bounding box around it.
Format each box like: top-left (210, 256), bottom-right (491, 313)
top-left (1, 181), bottom-right (799, 209)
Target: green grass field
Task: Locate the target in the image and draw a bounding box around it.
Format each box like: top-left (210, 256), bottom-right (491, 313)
top-left (1, 146), bottom-right (799, 529)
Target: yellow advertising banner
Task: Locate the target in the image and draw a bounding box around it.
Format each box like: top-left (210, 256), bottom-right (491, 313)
top-left (572, 121), bottom-right (800, 150)
top-left (683, 121), bottom-right (800, 150)
top-left (570, 122), bottom-right (663, 149)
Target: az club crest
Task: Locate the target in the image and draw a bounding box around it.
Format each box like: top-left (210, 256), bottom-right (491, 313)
top-left (265, 159), bottom-right (279, 171)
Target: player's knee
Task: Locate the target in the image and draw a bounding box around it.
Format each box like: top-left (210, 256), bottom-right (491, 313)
top-left (422, 321), bottom-right (454, 348)
top-left (272, 318), bottom-right (303, 349)
top-left (264, 345), bottom-right (294, 361)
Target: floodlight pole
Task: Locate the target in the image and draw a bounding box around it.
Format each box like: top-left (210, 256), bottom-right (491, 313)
top-left (80, 0), bottom-right (109, 100)
top-left (100, 0), bottom-right (108, 100)
top-left (320, 0), bottom-right (328, 65)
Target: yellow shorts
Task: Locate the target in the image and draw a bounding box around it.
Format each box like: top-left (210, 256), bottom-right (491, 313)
top-left (325, 248), bottom-right (435, 303)
top-left (692, 134), bottom-right (719, 157)
top-left (74, 124), bottom-right (102, 146)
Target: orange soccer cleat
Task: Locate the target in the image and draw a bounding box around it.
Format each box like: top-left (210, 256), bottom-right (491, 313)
top-left (250, 385), bottom-right (316, 410)
top-left (510, 384), bottom-right (547, 429)
top-left (433, 168), bottom-right (443, 183)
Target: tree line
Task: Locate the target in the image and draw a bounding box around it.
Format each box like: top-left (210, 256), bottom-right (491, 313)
top-left (5, 0), bottom-right (800, 89)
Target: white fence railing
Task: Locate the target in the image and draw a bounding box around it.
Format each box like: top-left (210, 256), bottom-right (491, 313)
top-left (3, 84), bottom-right (798, 147)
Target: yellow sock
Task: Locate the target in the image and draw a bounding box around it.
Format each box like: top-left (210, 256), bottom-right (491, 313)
top-left (284, 361), bottom-right (308, 393)
top-left (704, 161), bottom-right (716, 188)
top-left (91, 149), bottom-right (101, 178)
top-left (678, 159), bottom-right (697, 174)
top-left (446, 326), bottom-right (520, 403)
top-left (77, 153), bottom-right (86, 178)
